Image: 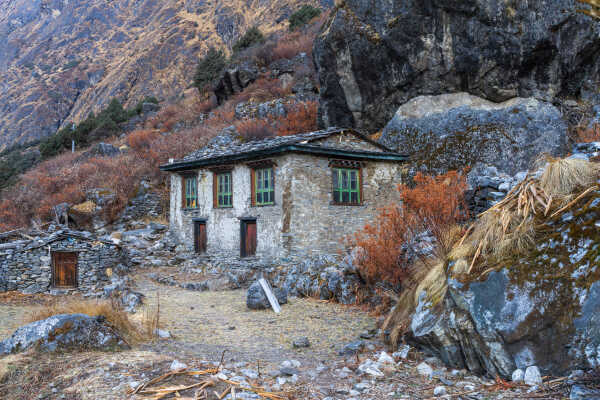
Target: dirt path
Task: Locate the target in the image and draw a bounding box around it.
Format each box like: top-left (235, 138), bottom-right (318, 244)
top-left (134, 274), bottom-right (377, 365)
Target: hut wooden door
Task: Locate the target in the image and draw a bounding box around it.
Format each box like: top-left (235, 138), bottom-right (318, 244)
top-left (194, 221), bottom-right (207, 253)
top-left (52, 252), bottom-right (78, 288)
top-left (241, 220), bottom-right (257, 257)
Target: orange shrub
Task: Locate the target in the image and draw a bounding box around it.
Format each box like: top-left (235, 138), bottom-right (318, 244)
top-left (574, 123), bottom-right (600, 143)
top-left (351, 170), bottom-right (469, 287)
top-left (233, 78), bottom-right (291, 104)
top-left (275, 101), bottom-right (318, 136)
top-left (236, 119), bottom-right (276, 141)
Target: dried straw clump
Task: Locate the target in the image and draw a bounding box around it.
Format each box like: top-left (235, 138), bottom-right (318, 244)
top-left (27, 298), bottom-right (158, 343)
top-left (539, 156), bottom-right (600, 198)
top-left (454, 156), bottom-right (600, 274)
top-left (382, 257), bottom-right (448, 349)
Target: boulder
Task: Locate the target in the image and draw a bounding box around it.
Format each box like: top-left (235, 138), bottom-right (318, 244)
top-left (212, 62), bottom-right (258, 104)
top-left (0, 314), bottom-right (129, 354)
top-left (314, 0), bottom-right (600, 133)
top-left (407, 191), bottom-right (600, 378)
top-left (380, 93), bottom-right (567, 176)
top-left (246, 281), bottom-right (287, 310)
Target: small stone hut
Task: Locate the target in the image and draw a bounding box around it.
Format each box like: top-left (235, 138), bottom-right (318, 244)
top-left (0, 230), bottom-right (126, 294)
top-left (160, 127), bottom-right (407, 261)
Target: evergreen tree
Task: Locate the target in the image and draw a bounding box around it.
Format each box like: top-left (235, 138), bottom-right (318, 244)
top-left (193, 47), bottom-right (227, 92)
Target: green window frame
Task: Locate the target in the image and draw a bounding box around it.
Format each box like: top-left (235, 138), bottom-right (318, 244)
top-left (184, 176), bottom-right (198, 209)
top-left (255, 167), bottom-right (275, 205)
top-left (217, 172), bottom-right (233, 208)
top-left (332, 167), bottom-right (361, 205)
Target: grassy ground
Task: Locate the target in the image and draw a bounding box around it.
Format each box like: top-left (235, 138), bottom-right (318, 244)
top-left (135, 274), bottom-right (376, 362)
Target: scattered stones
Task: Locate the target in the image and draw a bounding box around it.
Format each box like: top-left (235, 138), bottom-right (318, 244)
top-left (524, 366), bottom-right (543, 386)
top-left (338, 340), bottom-right (365, 356)
top-left (292, 337), bottom-right (310, 348)
top-left (377, 352), bottom-right (395, 365)
top-left (169, 360), bottom-right (188, 372)
top-left (512, 368), bottom-right (525, 383)
top-left (416, 362), bottom-right (433, 378)
top-left (433, 386), bottom-right (447, 397)
top-left (155, 329), bottom-right (171, 339)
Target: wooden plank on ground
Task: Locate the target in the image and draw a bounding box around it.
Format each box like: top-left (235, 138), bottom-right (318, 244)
top-left (258, 278), bottom-right (281, 313)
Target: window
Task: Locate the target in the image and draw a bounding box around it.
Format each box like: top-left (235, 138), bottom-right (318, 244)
top-left (216, 172), bottom-right (232, 207)
top-left (254, 167), bottom-right (274, 205)
top-left (332, 168), bottom-right (361, 204)
top-left (183, 176), bottom-right (197, 208)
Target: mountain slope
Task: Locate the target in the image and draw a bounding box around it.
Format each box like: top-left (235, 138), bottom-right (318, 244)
top-left (0, 0), bottom-right (330, 150)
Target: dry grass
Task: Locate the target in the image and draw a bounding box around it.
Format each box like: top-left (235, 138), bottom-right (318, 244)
top-left (455, 156), bottom-right (600, 273)
top-left (26, 298), bottom-right (159, 344)
top-left (539, 156), bottom-right (600, 198)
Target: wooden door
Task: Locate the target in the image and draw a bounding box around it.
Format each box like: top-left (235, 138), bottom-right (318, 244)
top-left (241, 220), bottom-right (257, 257)
top-left (194, 221), bottom-right (207, 253)
top-left (52, 252), bottom-right (78, 288)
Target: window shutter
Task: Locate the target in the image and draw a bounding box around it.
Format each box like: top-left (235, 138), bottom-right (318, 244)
top-left (212, 172), bottom-right (217, 208)
top-left (250, 169), bottom-right (256, 207)
top-left (181, 176), bottom-right (186, 208)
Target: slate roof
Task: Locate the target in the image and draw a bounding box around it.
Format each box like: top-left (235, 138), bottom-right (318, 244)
top-left (0, 229), bottom-right (118, 254)
top-left (160, 128), bottom-right (407, 172)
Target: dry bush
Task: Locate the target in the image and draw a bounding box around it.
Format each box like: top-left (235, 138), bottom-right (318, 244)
top-left (233, 77), bottom-right (292, 104)
top-left (350, 170), bottom-right (469, 288)
top-left (236, 119), bottom-right (276, 141)
top-left (453, 156), bottom-right (600, 274)
top-left (272, 33), bottom-right (314, 60)
top-left (275, 101), bottom-right (318, 136)
top-left (539, 155), bottom-right (600, 198)
top-left (26, 298), bottom-right (159, 343)
top-left (573, 124), bottom-right (600, 142)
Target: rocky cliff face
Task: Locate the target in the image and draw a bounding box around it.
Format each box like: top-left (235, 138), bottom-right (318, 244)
top-left (314, 0), bottom-right (600, 133)
top-left (0, 0), bottom-right (330, 150)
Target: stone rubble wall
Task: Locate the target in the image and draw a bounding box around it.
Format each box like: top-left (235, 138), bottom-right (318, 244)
top-left (0, 237), bottom-right (126, 294)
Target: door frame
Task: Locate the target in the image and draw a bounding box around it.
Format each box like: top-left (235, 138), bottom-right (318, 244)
top-left (239, 218), bottom-right (257, 258)
top-left (51, 250), bottom-right (79, 288)
top-left (193, 218), bottom-right (208, 254)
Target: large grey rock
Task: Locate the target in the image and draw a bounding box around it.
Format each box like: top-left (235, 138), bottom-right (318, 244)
top-left (407, 190), bottom-right (600, 378)
top-left (246, 281), bottom-right (287, 310)
top-left (213, 62), bottom-right (259, 104)
top-left (380, 94), bottom-right (567, 175)
top-left (0, 314), bottom-right (129, 354)
top-left (314, 0), bottom-right (600, 133)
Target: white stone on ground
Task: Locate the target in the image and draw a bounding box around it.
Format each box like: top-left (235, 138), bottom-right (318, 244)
top-left (417, 362), bottom-right (433, 378)
top-left (378, 351), bottom-right (396, 365)
top-left (524, 366), bottom-right (543, 386)
top-left (512, 368), bottom-right (524, 382)
top-left (169, 360), bottom-right (188, 371)
top-left (433, 386), bottom-right (447, 396)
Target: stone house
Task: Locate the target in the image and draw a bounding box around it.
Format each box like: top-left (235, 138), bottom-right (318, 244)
top-left (0, 230), bottom-right (126, 294)
top-left (160, 128), bottom-right (406, 261)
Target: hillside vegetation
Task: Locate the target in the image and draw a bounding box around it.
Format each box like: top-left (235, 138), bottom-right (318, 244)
top-left (0, 13), bottom-right (327, 231)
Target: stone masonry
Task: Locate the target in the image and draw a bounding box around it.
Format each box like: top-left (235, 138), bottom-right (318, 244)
top-left (163, 128), bottom-right (406, 261)
top-left (0, 230), bottom-right (127, 294)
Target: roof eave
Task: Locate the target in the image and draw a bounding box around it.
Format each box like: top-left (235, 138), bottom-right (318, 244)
top-left (159, 144), bottom-right (407, 172)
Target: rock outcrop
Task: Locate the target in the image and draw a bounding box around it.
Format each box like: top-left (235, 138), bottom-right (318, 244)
top-left (314, 0), bottom-right (600, 132)
top-left (407, 190), bottom-right (600, 378)
top-left (0, 314), bottom-right (129, 354)
top-left (380, 93), bottom-right (568, 176)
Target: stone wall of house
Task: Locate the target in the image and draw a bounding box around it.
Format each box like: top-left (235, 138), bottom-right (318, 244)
top-left (170, 154), bottom-right (296, 260)
top-left (169, 152), bottom-right (404, 260)
top-left (285, 154), bottom-right (404, 256)
top-left (0, 238), bottom-right (125, 294)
